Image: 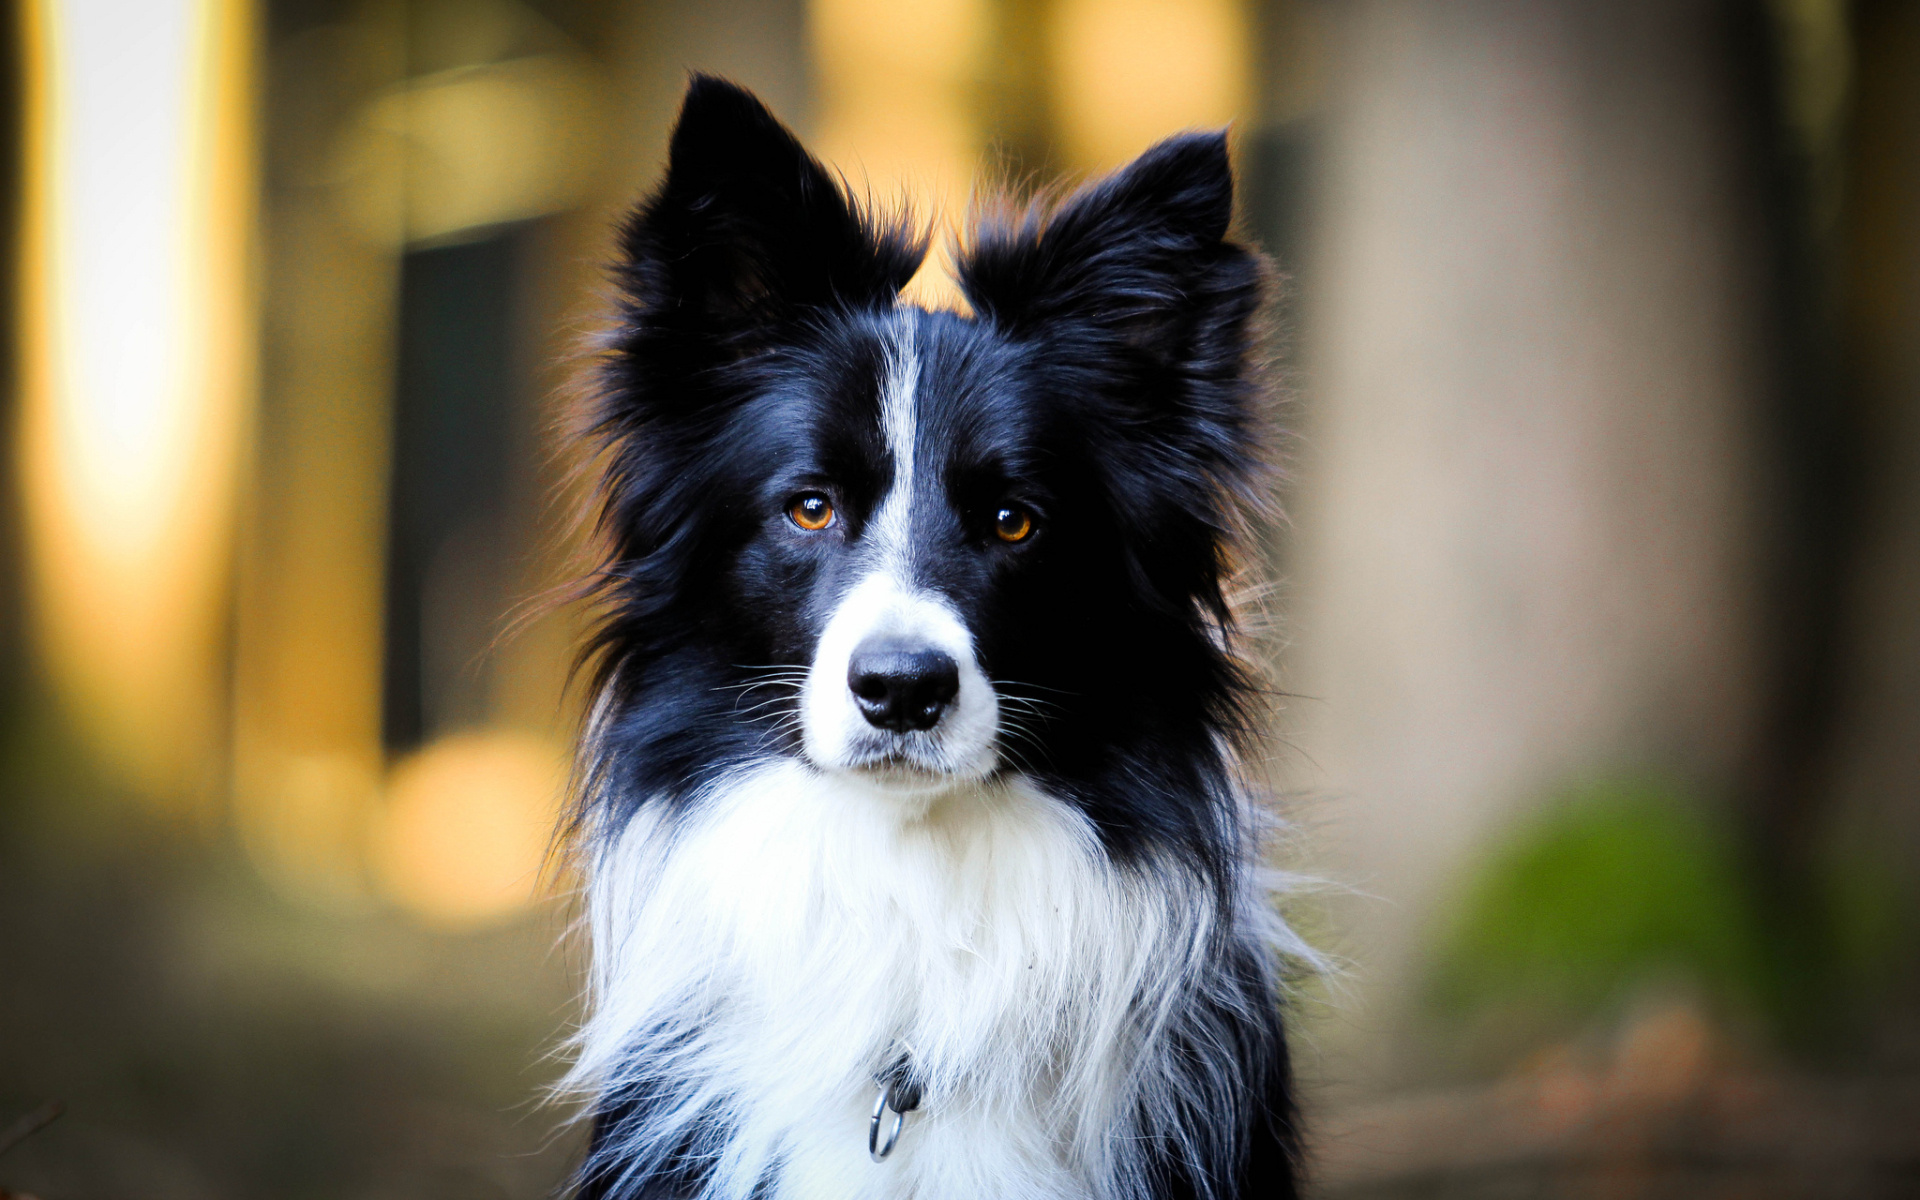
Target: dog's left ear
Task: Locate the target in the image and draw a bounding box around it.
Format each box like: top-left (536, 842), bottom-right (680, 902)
top-left (961, 135), bottom-right (1267, 619)
top-left (956, 132), bottom-right (1262, 370)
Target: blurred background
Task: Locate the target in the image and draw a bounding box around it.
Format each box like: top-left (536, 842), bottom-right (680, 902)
top-left (0, 0), bottom-right (1914, 1195)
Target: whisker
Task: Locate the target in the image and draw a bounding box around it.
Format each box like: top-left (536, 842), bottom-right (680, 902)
top-left (712, 674), bottom-right (809, 692)
top-left (995, 733), bottom-right (1043, 777)
top-left (993, 688), bottom-right (1071, 722)
top-left (992, 679), bottom-right (1077, 699)
top-left (994, 711), bottom-right (1052, 775)
top-left (713, 668), bottom-right (812, 717)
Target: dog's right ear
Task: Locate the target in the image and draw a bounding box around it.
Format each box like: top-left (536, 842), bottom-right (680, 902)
top-left (613, 76), bottom-right (924, 345)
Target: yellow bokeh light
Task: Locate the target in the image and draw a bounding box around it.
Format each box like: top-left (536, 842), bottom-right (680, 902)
top-left (1049, 0), bottom-right (1252, 172)
top-left (370, 731), bottom-right (564, 927)
top-left (329, 51), bottom-right (610, 247)
top-left (16, 0), bottom-right (256, 804)
top-left (809, 0), bottom-right (990, 310)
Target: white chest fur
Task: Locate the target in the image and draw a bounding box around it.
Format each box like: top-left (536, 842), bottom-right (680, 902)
top-left (567, 759), bottom-right (1227, 1200)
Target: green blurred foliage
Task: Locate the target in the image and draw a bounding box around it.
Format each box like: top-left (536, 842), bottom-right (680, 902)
top-left (1431, 780), bottom-right (1770, 1021)
top-left (1426, 779), bottom-right (1914, 1059)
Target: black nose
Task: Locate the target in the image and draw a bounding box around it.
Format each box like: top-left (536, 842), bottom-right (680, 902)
top-left (847, 641), bottom-right (960, 733)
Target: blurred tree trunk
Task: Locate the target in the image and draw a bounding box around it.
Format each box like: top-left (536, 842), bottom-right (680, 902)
top-left (1824, 0), bottom-right (1920, 1024)
top-left (1285, 0), bottom-right (1796, 1092)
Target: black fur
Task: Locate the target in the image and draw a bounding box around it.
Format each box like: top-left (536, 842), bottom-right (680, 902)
top-left (566, 76), bottom-right (1296, 1200)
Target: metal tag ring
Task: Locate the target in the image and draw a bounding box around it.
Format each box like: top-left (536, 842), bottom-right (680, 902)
top-left (869, 1086), bottom-right (908, 1162)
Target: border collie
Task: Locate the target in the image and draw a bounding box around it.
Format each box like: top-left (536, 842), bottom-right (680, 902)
top-left (557, 75), bottom-right (1307, 1200)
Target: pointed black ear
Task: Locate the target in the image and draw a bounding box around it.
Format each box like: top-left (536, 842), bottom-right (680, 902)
top-left (958, 134), bottom-right (1270, 628)
top-left (615, 76), bottom-right (925, 340)
top-left (957, 132), bottom-right (1259, 356)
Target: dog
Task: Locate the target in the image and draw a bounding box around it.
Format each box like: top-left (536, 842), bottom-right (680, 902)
top-left (556, 75), bottom-right (1308, 1200)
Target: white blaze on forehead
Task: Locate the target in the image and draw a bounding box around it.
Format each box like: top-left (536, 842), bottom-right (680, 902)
top-left (881, 315), bottom-right (919, 493)
top-left (870, 315), bottom-right (921, 569)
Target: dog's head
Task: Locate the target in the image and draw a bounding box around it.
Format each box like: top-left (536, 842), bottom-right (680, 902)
top-left (580, 77), bottom-right (1268, 837)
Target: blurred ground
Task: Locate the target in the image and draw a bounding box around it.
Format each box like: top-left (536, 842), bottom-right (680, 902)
top-left (1310, 1002), bottom-right (1920, 1198)
top-left (0, 785), bottom-right (582, 1199)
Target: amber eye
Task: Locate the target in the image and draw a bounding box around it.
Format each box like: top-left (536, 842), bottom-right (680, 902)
top-left (787, 493), bottom-right (835, 531)
top-left (994, 505), bottom-right (1035, 543)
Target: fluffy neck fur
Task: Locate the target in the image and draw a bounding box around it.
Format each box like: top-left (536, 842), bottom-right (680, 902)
top-left (562, 759), bottom-right (1299, 1200)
